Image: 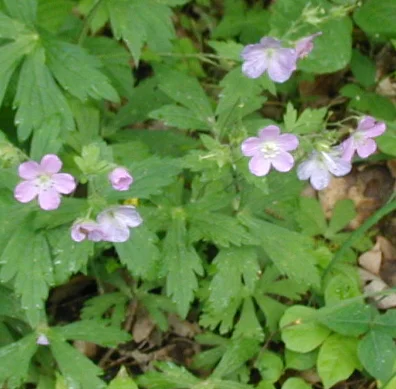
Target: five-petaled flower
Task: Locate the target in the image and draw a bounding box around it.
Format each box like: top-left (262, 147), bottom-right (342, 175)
top-left (341, 116), bottom-right (386, 161)
top-left (109, 167), bottom-right (133, 191)
top-left (295, 32), bottom-right (322, 59)
top-left (14, 154), bottom-right (76, 211)
top-left (297, 148), bottom-right (352, 190)
top-left (241, 125), bottom-right (299, 176)
top-left (71, 219), bottom-right (105, 242)
top-left (241, 37), bottom-right (298, 82)
top-left (96, 205), bottom-right (143, 243)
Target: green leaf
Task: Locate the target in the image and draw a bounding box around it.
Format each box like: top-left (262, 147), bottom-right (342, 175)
top-left (0, 225), bottom-right (53, 327)
top-left (239, 213), bottom-right (321, 288)
top-left (290, 107), bottom-right (328, 135)
top-left (325, 199), bottom-right (356, 238)
top-left (354, 0), bottom-right (396, 38)
top-left (255, 351), bottom-right (284, 383)
top-left (212, 337), bottom-right (260, 378)
top-left (285, 349), bottom-right (317, 371)
top-left (164, 216), bottom-right (203, 318)
top-left (49, 330), bottom-right (106, 389)
top-left (115, 225), bottom-right (160, 280)
top-left (44, 39), bottom-right (119, 103)
top-left (137, 361), bottom-right (200, 389)
top-left (14, 47), bottom-right (74, 141)
top-left (357, 330), bottom-right (396, 382)
top-left (324, 273), bottom-right (361, 306)
top-left (107, 0), bottom-right (175, 63)
top-left (155, 66), bottom-right (214, 126)
top-left (371, 310), bottom-right (396, 337)
top-left (207, 40), bottom-right (244, 61)
top-left (318, 334), bottom-right (360, 389)
top-left (30, 115), bottom-right (62, 159)
top-left (55, 320), bottom-right (131, 347)
top-left (149, 104), bottom-right (210, 131)
top-left (234, 297), bottom-right (264, 341)
top-left (3, 0), bottom-right (37, 25)
top-left (0, 333), bottom-right (38, 387)
top-left (37, 0), bottom-right (74, 32)
top-left (84, 37), bottom-right (134, 99)
top-left (280, 306), bottom-right (330, 353)
top-left (0, 10), bottom-right (33, 39)
top-left (318, 302), bottom-right (371, 336)
top-left (281, 378), bottom-right (311, 389)
top-left (350, 50), bottom-right (376, 88)
top-left (108, 367), bottom-right (138, 389)
top-left (296, 197), bottom-right (326, 236)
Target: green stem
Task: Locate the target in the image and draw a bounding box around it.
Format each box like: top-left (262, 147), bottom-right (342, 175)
top-left (77, 0), bottom-right (106, 45)
top-left (322, 198), bottom-right (396, 281)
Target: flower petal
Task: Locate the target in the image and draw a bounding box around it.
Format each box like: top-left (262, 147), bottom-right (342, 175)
top-left (52, 173), bottom-right (76, 194)
top-left (277, 133), bottom-right (299, 151)
top-left (14, 181), bottom-right (38, 203)
top-left (109, 167), bottom-right (133, 191)
top-left (357, 116), bottom-right (377, 131)
top-left (241, 44), bottom-right (265, 60)
top-left (242, 57), bottom-right (268, 79)
top-left (100, 221), bottom-right (130, 243)
top-left (259, 37), bottom-right (282, 49)
top-left (323, 153), bottom-right (351, 177)
top-left (272, 151), bottom-right (294, 172)
top-left (258, 125), bottom-right (280, 140)
top-left (18, 161), bottom-right (41, 180)
top-left (267, 48), bottom-right (297, 83)
top-left (310, 168), bottom-right (331, 190)
top-left (341, 137), bottom-right (356, 161)
top-left (113, 206), bottom-right (143, 228)
top-left (356, 138), bottom-right (377, 158)
top-left (248, 155), bottom-right (271, 176)
top-left (297, 157), bottom-right (317, 180)
top-left (40, 154), bottom-right (62, 174)
top-left (295, 32), bottom-right (322, 59)
top-left (241, 137), bottom-right (261, 156)
top-left (38, 188), bottom-right (61, 210)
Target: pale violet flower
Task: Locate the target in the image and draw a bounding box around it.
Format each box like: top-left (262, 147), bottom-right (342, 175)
top-left (241, 37), bottom-right (298, 82)
top-left (341, 116), bottom-right (386, 161)
top-left (97, 205), bottom-right (143, 243)
top-left (109, 167), bottom-right (133, 191)
top-left (71, 219), bottom-right (105, 242)
top-left (297, 148), bottom-right (352, 190)
top-left (36, 334), bottom-right (50, 346)
top-left (241, 125), bottom-right (299, 176)
top-left (295, 32), bottom-right (322, 58)
top-left (14, 154), bottom-right (76, 211)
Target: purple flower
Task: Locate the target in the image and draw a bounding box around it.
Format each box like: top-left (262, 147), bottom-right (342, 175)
top-left (241, 37), bottom-right (298, 82)
top-left (71, 219), bottom-right (105, 242)
top-left (97, 205), bottom-right (143, 243)
top-left (341, 116), bottom-right (386, 161)
top-left (295, 32), bottom-right (322, 59)
top-left (241, 125), bottom-right (299, 176)
top-left (14, 154), bottom-right (76, 211)
top-left (109, 167), bottom-right (133, 191)
top-left (36, 334), bottom-right (50, 346)
top-left (297, 148), bottom-right (352, 190)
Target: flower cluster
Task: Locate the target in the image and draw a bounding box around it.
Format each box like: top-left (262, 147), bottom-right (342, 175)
top-left (241, 33), bottom-right (321, 83)
top-left (14, 154), bottom-right (141, 243)
top-left (242, 116), bottom-right (386, 191)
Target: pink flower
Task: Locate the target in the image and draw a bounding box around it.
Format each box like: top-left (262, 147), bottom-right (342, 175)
top-left (71, 219), bottom-right (105, 242)
top-left (97, 205), bottom-right (143, 243)
top-left (297, 148), bottom-right (352, 190)
top-left (14, 154), bottom-right (76, 211)
top-left (241, 125), bottom-right (299, 176)
top-left (109, 167), bottom-right (133, 191)
top-left (341, 116), bottom-right (386, 161)
top-left (241, 37), bottom-right (298, 82)
top-left (295, 32), bottom-right (322, 59)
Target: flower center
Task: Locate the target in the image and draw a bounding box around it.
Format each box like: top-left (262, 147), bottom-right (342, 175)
top-left (261, 141), bottom-right (280, 158)
top-left (36, 174), bottom-right (53, 190)
top-left (353, 131), bottom-right (365, 145)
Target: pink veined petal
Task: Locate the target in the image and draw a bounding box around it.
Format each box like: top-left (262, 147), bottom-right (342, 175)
top-left (40, 154), bottom-right (62, 174)
top-left (341, 137), bottom-right (356, 161)
top-left (242, 57), bottom-right (268, 79)
top-left (18, 161), bottom-right (41, 180)
top-left (113, 206), bottom-right (143, 228)
top-left (259, 37), bottom-right (282, 49)
top-left (277, 133), bottom-right (299, 151)
top-left (295, 32), bottom-right (322, 58)
top-left (310, 167), bottom-right (331, 190)
top-left (297, 157), bottom-right (318, 181)
top-left (248, 155), bottom-right (271, 176)
top-left (267, 48), bottom-right (297, 83)
top-left (241, 137), bottom-right (262, 156)
top-left (52, 173), bottom-right (76, 194)
top-left (361, 122), bottom-right (386, 138)
top-left (357, 116), bottom-right (376, 131)
top-left (71, 225), bottom-right (86, 242)
top-left (14, 181), bottom-right (38, 203)
top-left (356, 138), bottom-right (377, 158)
top-left (241, 44), bottom-right (265, 60)
top-left (38, 188), bottom-right (61, 211)
top-left (323, 154), bottom-right (351, 177)
top-left (101, 222), bottom-right (131, 243)
top-left (258, 125), bottom-right (281, 140)
top-left (271, 151), bottom-right (294, 172)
